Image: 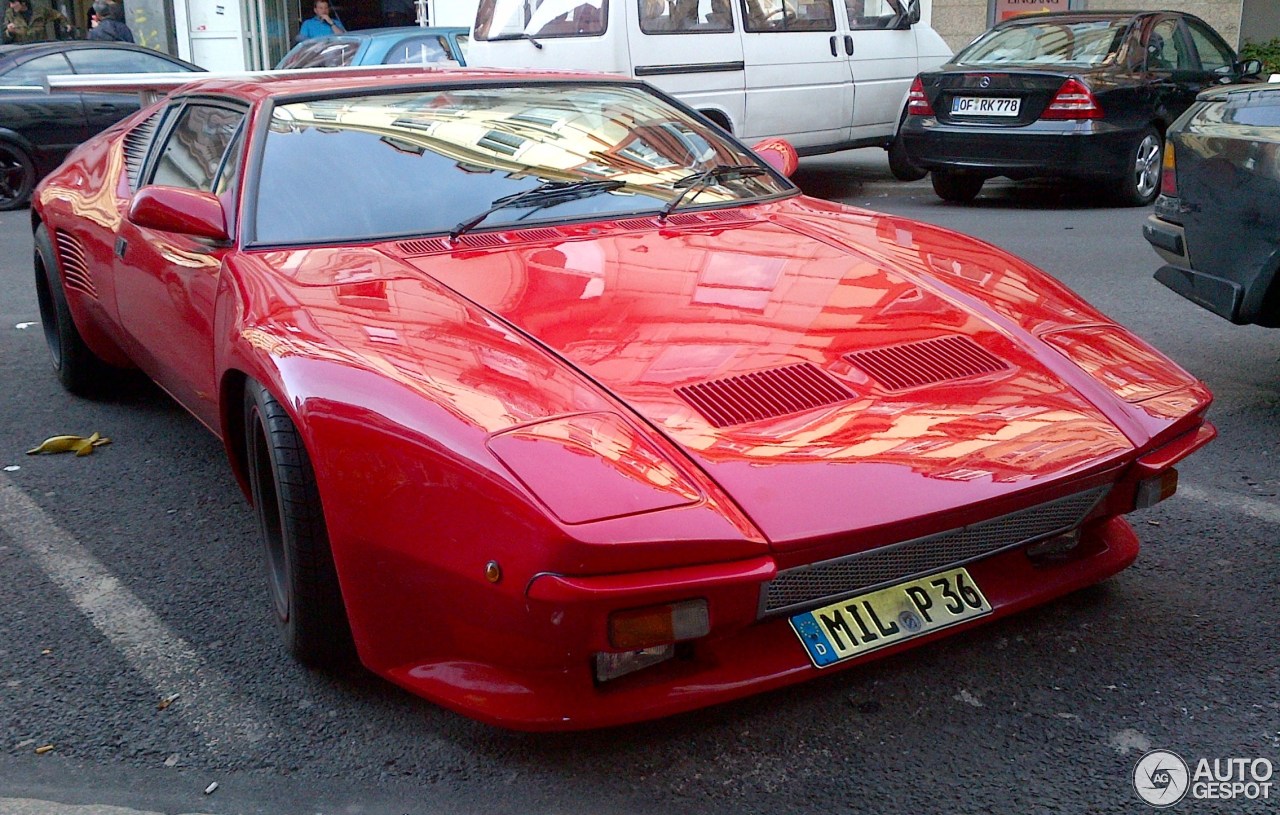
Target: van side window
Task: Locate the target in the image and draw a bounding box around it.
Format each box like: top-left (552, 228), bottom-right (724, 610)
top-left (742, 0), bottom-right (835, 32)
top-left (641, 0), bottom-right (733, 33)
top-left (844, 0), bottom-right (904, 31)
top-left (475, 0), bottom-right (607, 39)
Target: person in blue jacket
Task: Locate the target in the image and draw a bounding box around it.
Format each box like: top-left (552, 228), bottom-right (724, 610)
top-left (297, 0), bottom-right (344, 40)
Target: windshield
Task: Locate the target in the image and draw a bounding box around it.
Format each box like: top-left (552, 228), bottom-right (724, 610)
top-left (253, 84), bottom-right (790, 245)
top-left (955, 18), bottom-right (1128, 67)
top-left (475, 0), bottom-right (606, 40)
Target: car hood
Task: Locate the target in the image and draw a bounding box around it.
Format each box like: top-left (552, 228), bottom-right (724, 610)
top-left (377, 203), bottom-right (1152, 546)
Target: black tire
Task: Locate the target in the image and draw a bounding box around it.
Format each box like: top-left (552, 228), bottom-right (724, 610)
top-left (931, 169), bottom-right (984, 203)
top-left (887, 111), bottom-right (928, 182)
top-left (0, 142), bottom-right (35, 211)
top-left (244, 379), bottom-right (354, 668)
top-left (1113, 127), bottom-right (1163, 207)
top-left (33, 224), bottom-right (116, 396)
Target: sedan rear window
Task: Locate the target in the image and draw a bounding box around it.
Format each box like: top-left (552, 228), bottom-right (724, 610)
top-left (956, 19), bottom-right (1127, 67)
top-left (253, 84), bottom-right (789, 245)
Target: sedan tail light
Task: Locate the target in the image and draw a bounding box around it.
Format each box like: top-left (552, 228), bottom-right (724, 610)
top-left (907, 76), bottom-right (934, 116)
top-left (1040, 78), bottom-right (1102, 120)
top-left (1161, 139), bottom-right (1178, 196)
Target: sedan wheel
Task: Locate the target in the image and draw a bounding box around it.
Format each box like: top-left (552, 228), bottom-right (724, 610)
top-left (244, 379), bottom-right (354, 668)
top-left (931, 170), bottom-right (985, 203)
top-left (1114, 128), bottom-right (1162, 206)
top-left (0, 142), bottom-right (36, 211)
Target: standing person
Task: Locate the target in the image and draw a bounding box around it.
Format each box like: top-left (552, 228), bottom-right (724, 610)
top-left (297, 0), bottom-right (344, 41)
top-left (87, 0), bottom-right (132, 41)
top-left (4, 0), bottom-right (69, 43)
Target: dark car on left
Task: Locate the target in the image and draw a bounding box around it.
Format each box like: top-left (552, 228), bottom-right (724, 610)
top-left (900, 11), bottom-right (1261, 205)
top-left (0, 41), bottom-right (201, 209)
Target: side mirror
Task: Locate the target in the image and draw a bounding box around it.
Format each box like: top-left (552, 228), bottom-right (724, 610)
top-left (127, 186), bottom-right (229, 242)
top-left (751, 137), bottom-right (799, 178)
top-left (1237, 58), bottom-right (1263, 79)
top-left (907, 0), bottom-right (920, 25)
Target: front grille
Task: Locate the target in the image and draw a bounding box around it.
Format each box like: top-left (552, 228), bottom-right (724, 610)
top-left (761, 485), bottom-right (1109, 616)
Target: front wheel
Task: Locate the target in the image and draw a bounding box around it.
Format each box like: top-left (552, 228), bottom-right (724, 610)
top-left (244, 379), bottom-right (354, 668)
top-left (1113, 127), bottom-right (1162, 207)
top-left (0, 142), bottom-right (35, 211)
top-left (931, 170), bottom-right (984, 203)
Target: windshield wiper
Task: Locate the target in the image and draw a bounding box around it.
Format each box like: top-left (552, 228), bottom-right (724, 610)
top-left (450, 179), bottom-right (626, 240)
top-left (659, 164), bottom-right (767, 220)
top-left (485, 32), bottom-right (543, 49)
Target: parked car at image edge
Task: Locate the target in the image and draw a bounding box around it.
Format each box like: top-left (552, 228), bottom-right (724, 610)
top-left (33, 67), bottom-right (1214, 730)
top-left (0, 41), bottom-right (202, 210)
top-left (1144, 82), bottom-right (1280, 327)
top-left (275, 25), bottom-right (468, 69)
top-left (900, 11), bottom-right (1261, 205)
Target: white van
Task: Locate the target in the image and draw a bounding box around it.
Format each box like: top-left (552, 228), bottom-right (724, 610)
top-left (465, 0), bottom-right (951, 176)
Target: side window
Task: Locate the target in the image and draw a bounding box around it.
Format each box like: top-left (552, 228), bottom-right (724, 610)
top-left (382, 35), bottom-right (456, 65)
top-left (279, 39), bottom-right (358, 68)
top-left (1185, 19), bottom-right (1233, 73)
top-left (66, 49), bottom-right (187, 74)
top-left (1145, 19), bottom-right (1192, 72)
top-left (2, 53), bottom-right (74, 86)
top-left (844, 0), bottom-right (903, 31)
top-left (741, 0), bottom-right (834, 32)
top-left (640, 0), bottom-right (733, 34)
top-left (476, 0), bottom-right (606, 39)
top-left (150, 104), bottom-right (246, 192)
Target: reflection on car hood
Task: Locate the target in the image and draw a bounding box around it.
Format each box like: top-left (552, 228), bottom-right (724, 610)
top-left (384, 202), bottom-right (1141, 544)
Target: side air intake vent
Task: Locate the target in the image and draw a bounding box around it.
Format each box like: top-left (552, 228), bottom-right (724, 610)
top-left (122, 110), bottom-right (162, 191)
top-left (676, 363), bottom-right (855, 428)
top-left (845, 335), bottom-right (1009, 392)
top-left (54, 230), bottom-right (96, 299)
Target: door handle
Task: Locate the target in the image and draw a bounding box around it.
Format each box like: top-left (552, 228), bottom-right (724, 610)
top-left (844, 35), bottom-right (854, 55)
top-left (829, 36), bottom-right (838, 57)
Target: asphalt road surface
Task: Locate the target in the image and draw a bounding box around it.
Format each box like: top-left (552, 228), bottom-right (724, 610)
top-left (1, 151), bottom-right (1277, 815)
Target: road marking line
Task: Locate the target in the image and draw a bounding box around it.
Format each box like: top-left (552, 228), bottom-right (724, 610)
top-left (1178, 484), bottom-right (1280, 525)
top-left (0, 476), bottom-right (267, 755)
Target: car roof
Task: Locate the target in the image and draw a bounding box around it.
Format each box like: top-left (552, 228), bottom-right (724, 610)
top-left (321, 25), bottom-right (468, 39)
top-left (175, 66), bottom-right (629, 103)
top-left (0, 40), bottom-right (202, 70)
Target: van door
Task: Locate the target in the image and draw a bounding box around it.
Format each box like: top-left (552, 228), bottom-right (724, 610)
top-left (737, 0), bottom-right (855, 149)
top-left (840, 0), bottom-right (919, 142)
top-left (627, 0), bottom-right (746, 135)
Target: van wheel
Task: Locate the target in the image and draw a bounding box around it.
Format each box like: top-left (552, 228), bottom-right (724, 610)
top-left (931, 170), bottom-right (984, 203)
top-left (244, 379), bottom-right (354, 668)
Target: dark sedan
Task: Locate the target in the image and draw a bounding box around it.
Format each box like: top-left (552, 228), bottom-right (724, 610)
top-left (1143, 83), bottom-right (1280, 327)
top-left (0, 41), bottom-right (200, 210)
top-left (900, 11), bottom-right (1261, 205)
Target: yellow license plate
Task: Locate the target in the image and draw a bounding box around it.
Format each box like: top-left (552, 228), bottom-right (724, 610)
top-left (789, 567), bottom-right (991, 668)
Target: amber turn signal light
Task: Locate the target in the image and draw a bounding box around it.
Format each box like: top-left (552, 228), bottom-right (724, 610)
top-left (1134, 468), bottom-right (1179, 510)
top-left (608, 599), bottom-right (710, 650)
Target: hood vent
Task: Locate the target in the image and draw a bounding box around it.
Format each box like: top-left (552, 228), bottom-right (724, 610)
top-left (396, 211), bottom-right (756, 256)
top-left (676, 363), bottom-right (855, 428)
top-left (122, 110), bottom-right (162, 191)
top-left (845, 335), bottom-right (1009, 392)
top-left (54, 230), bottom-right (96, 299)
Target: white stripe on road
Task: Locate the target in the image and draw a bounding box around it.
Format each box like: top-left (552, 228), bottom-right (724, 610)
top-left (1178, 483), bottom-right (1280, 526)
top-left (0, 476), bottom-right (267, 756)
top-left (0, 799), bottom-right (214, 815)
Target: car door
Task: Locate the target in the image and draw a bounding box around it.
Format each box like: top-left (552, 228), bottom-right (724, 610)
top-left (627, 0), bottom-right (746, 134)
top-left (840, 0), bottom-right (917, 140)
top-left (64, 48), bottom-right (198, 137)
top-left (113, 100), bottom-right (246, 428)
top-left (737, 0), bottom-right (854, 147)
top-left (1143, 16), bottom-right (1207, 124)
top-left (0, 52), bottom-right (85, 171)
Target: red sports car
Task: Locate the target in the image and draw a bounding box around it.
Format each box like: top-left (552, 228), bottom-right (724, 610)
top-left (32, 68), bottom-right (1214, 730)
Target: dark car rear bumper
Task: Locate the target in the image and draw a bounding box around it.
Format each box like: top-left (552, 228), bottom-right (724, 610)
top-left (901, 119), bottom-right (1138, 180)
top-left (1144, 212), bottom-right (1261, 325)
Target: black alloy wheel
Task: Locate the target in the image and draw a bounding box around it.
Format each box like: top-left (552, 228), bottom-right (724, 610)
top-left (0, 142), bottom-right (36, 211)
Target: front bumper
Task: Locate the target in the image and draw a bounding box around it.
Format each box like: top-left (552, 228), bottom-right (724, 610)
top-left (901, 118), bottom-right (1137, 180)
